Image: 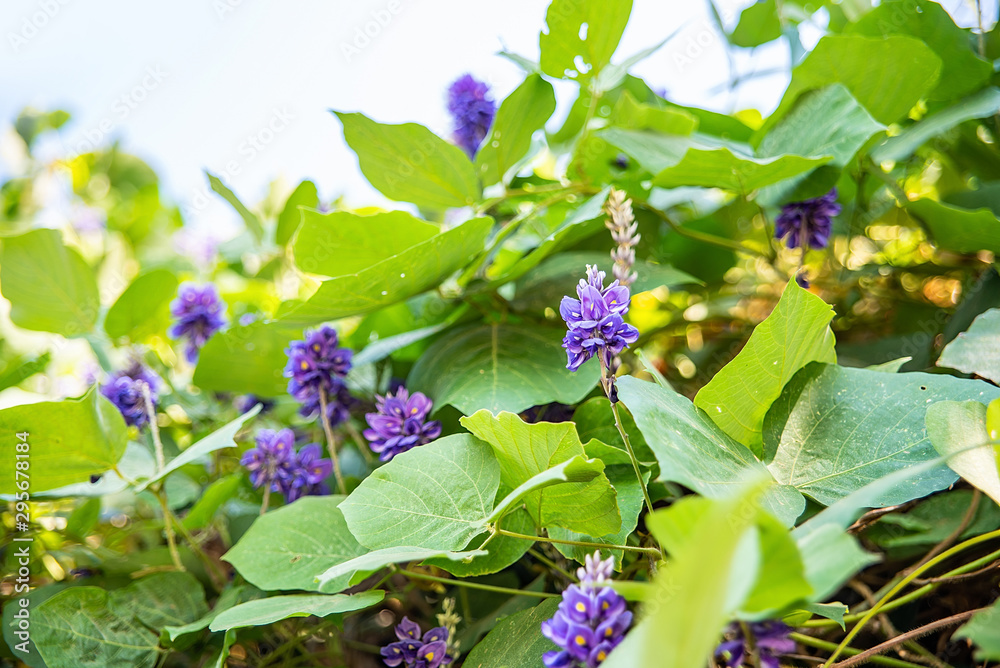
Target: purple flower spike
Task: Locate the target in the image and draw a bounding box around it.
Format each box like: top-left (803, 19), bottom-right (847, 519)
top-left (774, 188), bottom-right (841, 250)
top-left (715, 621), bottom-right (795, 668)
top-left (241, 428), bottom-right (296, 493)
top-left (169, 283), bottom-right (227, 363)
top-left (364, 387), bottom-right (441, 462)
top-left (542, 552), bottom-right (631, 668)
top-left (560, 265), bottom-right (639, 372)
top-left (381, 616), bottom-right (454, 668)
top-left (284, 325), bottom-right (354, 426)
top-left (283, 443), bottom-right (333, 502)
top-left (99, 362), bottom-right (161, 428)
top-left (446, 74), bottom-right (496, 158)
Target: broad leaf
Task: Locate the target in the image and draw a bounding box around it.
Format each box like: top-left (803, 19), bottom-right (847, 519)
top-left (926, 401), bottom-right (1000, 506)
top-left (408, 323), bottom-right (599, 415)
top-left (161, 584), bottom-right (264, 646)
top-left (795, 524), bottom-right (879, 601)
top-left (209, 592), bottom-right (384, 632)
top-left (335, 111), bottom-right (481, 209)
top-left (0, 228), bottom-right (100, 336)
top-left (104, 269), bottom-right (178, 339)
top-left (207, 172), bottom-right (264, 242)
top-left (317, 547), bottom-right (487, 591)
top-left (909, 198), bottom-right (1000, 255)
top-left (938, 308), bottom-right (1000, 384)
top-left (651, 147), bottom-right (829, 193)
top-left (476, 75), bottom-right (556, 186)
top-left (275, 179), bottom-right (319, 246)
top-left (0, 352), bottom-right (50, 393)
top-left (539, 0), bottom-right (632, 81)
top-left (182, 473), bottom-right (244, 530)
top-left (193, 320), bottom-right (301, 397)
top-left (425, 506), bottom-right (536, 577)
top-left (599, 128), bottom-right (692, 174)
top-left (461, 598), bottom-right (561, 668)
top-left (607, 92), bottom-right (698, 136)
top-left (729, 0), bottom-right (781, 47)
top-left (695, 281), bottom-right (837, 454)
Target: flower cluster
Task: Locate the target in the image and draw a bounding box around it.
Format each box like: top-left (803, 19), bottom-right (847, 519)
top-left (100, 363), bottom-right (161, 428)
top-left (446, 74), bottom-right (495, 158)
top-left (715, 621), bottom-right (794, 668)
top-left (604, 188), bottom-right (640, 286)
top-left (364, 387), bottom-right (441, 462)
top-left (541, 552), bottom-right (632, 668)
top-left (381, 617), bottom-right (454, 668)
top-left (560, 266), bottom-right (639, 373)
top-left (284, 326), bottom-right (354, 426)
top-left (169, 283), bottom-right (227, 363)
top-left (774, 188), bottom-right (840, 251)
top-left (240, 428), bottom-right (332, 502)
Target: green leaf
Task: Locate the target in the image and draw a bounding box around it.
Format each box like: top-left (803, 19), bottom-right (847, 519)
top-left (207, 172), bottom-right (264, 243)
top-left (607, 91), bottom-right (698, 135)
top-left (873, 88), bottom-right (1000, 163)
top-left (339, 434), bottom-right (500, 550)
top-left (573, 397), bottom-right (655, 465)
top-left (795, 524), bottom-right (879, 601)
top-left (651, 147), bottom-right (830, 193)
top-left (475, 75), bottom-right (556, 186)
top-left (424, 506), bottom-right (536, 577)
top-left (317, 547), bottom-right (487, 591)
top-left (3, 583), bottom-right (67, 668)
top-left (223, 496), bottom-right (367, 593)
top-left (293, 209), bottom-right (438, 276)
top-left (182, 474), bottom-right (244, 531)
top-left (488, 454), bottom-right (608, 522)
top-left (351, 316), bottom-right (461, 368)
top-left (408, 323), bottom-right (599, 415)
top-left (281, 217), bottom-right (492, 324)
top-left (0, 228), bottom-right (100, 336)
top-left (104, 269), bottom-right (178, 339)
top-left (276, 180), bottom-right (319, 246)
top-left (598, 128), bottom-right (692, 174)
top-left (926, 400), bottom-right (1000, 506)
top-left (161, 583), bottom-right (264, 646)
top-left (939, 308), bottom-right (1000, 384)
top-left (765, 363), bottom-right (1000, 506)
top-left (909, 198), bottom-right (1000, 255)
top-left (461, 411), bottom-right (621, 537)
top-left (868, 490), bottom-right (1000, 552)
top-left (618, 376), bottom-right (805, 526)
top-left (139, 405), bottom-right (260, 489)
top-left (209, 592), bottom-right (384, 632)
top-left (0, 352), bottom-right (50, 392)
top-left (763, 35), bottom-right (942, 133)
top-left (695, 281), bottom-right (837, 454)
top-left (193, 320), bottom-right (301, 397)
top-left (955, 597), bottom-right (1000, 661)
top-left (0, 389), bottom-right (127, 494)
top-left (538, 0), bottom-right (632, 81)
top-left (730, 0), bottom-right (782, 47)
top-left (335, 111), bottom-right (480, 209)
top-left (461, 598), bottom-right (561, 668)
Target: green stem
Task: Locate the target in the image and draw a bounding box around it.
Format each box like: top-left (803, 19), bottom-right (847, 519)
top-left (318, 388), bottom-right (347, 495)
top-left (609, 400), bottom-right (655, 522)
top-left (635, 200), bottom-right (767, 257)
top-left (494, 527), bottom-right (660, 557)
top-left (395, 568), bottom-right (557, 598)
top-left (528, 547), bottom-right (577, 582)
top-left (789, 633), bottom-right (928, 668)
top-left (154, 488), bottom-right (184, 571)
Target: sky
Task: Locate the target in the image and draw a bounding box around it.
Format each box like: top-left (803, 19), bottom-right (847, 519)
top-left (0, 0), bottom-right (992, 235)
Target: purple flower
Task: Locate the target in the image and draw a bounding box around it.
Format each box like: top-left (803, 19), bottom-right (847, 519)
top-left (283, 443), bottom-right (333, 502)
top-left (541, 552), bottom-right (631, 668)
top-left (99, 363), bottom-right (161, 428)
top-left (715, 621), bottom-right (795, 668)
top-left (169, 283), bottom-right (227, 363)
top-left (240, 428), bottom-right (296, 492)
top-left (381, 617), bottom-right (454, 668)
top-left (363, 387), bottom-right (442, 462)
top-left (774, 188), bottom-right (840, 250)
top-left (284, 325), bottom-right (354, 426)
top-left (560, 265), bottom-right (639, 372)
top-left (446, 74), bottom-right (496, 158)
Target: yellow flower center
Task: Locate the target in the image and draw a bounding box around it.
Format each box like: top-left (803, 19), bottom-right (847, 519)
top-left (598, 651), bottom-right (607, 661)
top-left (426, 652), bottom-right (435, 661)
top-left (300, 361), bottom-right (309, 370)
top-left (575, 635), bottom-right (586, 646)
top-left (576, 602), bottom-right (586, 612)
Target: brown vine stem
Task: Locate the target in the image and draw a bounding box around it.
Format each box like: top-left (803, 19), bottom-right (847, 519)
top-left (789, 634), bottom-right (929, 668)
top-left (318, 387), bottom-right (347, 495)
top-left (395, 568), bottom-right (558, 599)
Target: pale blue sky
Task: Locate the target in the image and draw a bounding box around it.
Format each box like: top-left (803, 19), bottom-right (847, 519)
top-left (0, 0), bottom-right (991, 235)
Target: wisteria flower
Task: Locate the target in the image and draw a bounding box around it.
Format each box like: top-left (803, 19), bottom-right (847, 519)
top-left (541, 552), bottom-right (631, 668)
top-left (364, 387), bottom-right (442, 462)
top-left (560, 265), bottom-right (639, 373)
top-left (774, 188), bottom-right (841, 250)
top-left (715, 621), bottom-right (795, 668)
top-left (381, 616), bottom-right (454, 668)
top-left (284, 325), bottom-right (354, 426)
top-left (446, 74), bottom-right (496, 158)
top-left (99, 363), bottom-right (161, 428)
top-left (283, 443), bottom-right (333, 502)
top-left (240, 428), bottom-right (296, 492)
top-left (169, 283), bottom-right (227, 363)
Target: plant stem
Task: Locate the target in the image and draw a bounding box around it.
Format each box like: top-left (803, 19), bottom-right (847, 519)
top-left (154, 487), bottom-right (184, 571)
top-left (261, 486), bottom-right (271, 515)
top-left (609, 399), bottom-right (655, 521)
top-left (789, 633), bottom-right (928, 668)
top-left (494, 527), bottom-right (660, 557)
top-left (395, 568), bottom-right (558, 598)
top-left (318, 387), bottom-right (347, 495)
top-left (634, 200), bottom-right (767, 257)
top-left (528, 547), bottom-right (577, 582)
top-left (142, 383), bottom-right (183, 571)
top-left (828, 608), bottom-right (981, 668)
top-left (166, 506), bottom-right (226, 590)
top-left (141, 383), bottom-right (165, 471)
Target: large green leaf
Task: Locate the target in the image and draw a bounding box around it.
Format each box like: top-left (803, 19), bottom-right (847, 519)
top-left (209, 592), bottom-right (384, 632)
top-left (104, 269), bottom-right (178, 340)
top-left (275, 179), bottom-right (319, 246)
top-left (598, 128), bottom-right (692, 174)
top-left (408, 323), bottom-right (599, 415)
top-left (193, 320), bottom-right (301, 396)
top-left (764, 363), bottom-right (1000, 506)
top-left (292, 209), bottom-right (438, 276)
top-left (926, 400), bottom-right (1000, 506)
top-left (618, 376), bottom-right (805, 526)
top-left (0, 389), bottom-right (127, 494)
top-left (339, 434), bottom-right (500, 550)
top-left (795, 524), bottom-right (879, 601)
top-left (223, 496), bottom-right (367, 594)
top-left (0, 228), bottom-right (100, 336)
top-left (34, 572), bottom-right (206, 668)
top-left (281, 217), bottom-right (492, 324)
top-left (651, 147), bottom-right (829, 193)
top-left (938, 308), bottom-right (1000, 384)
top-left (182, 473), bottom-right (243, 531)
top-left (335, 111), bottom-right (481, 209)
top-left (207, 172), bottom-right (264, 243)
top-left (161, 583), bottom-right (264, 646)
top-left (909, 198), bottom-right (1000, 255)
top-left (461, 411), bottom-right (621, 537)
top-left (461, 598), bottom-right (561, 668)
top-left (424, 506), bottom-right (536, 577)
top-left (317, 547), bottom-right (487, 591)
top-left (607, 92), bottom-right (698, 136)
top-left (729, 0), bottom-right (781, 47)
top-left (695, 281), bottom-right (837, 454)
top-left (955, 598), bottom-right (1000, 661)
top-left (538, 0), bottom-right (632, 81)
top-left (0, 352), bottom-right (50, 393)
top-left (476, 75), bottom-right (556, 186)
